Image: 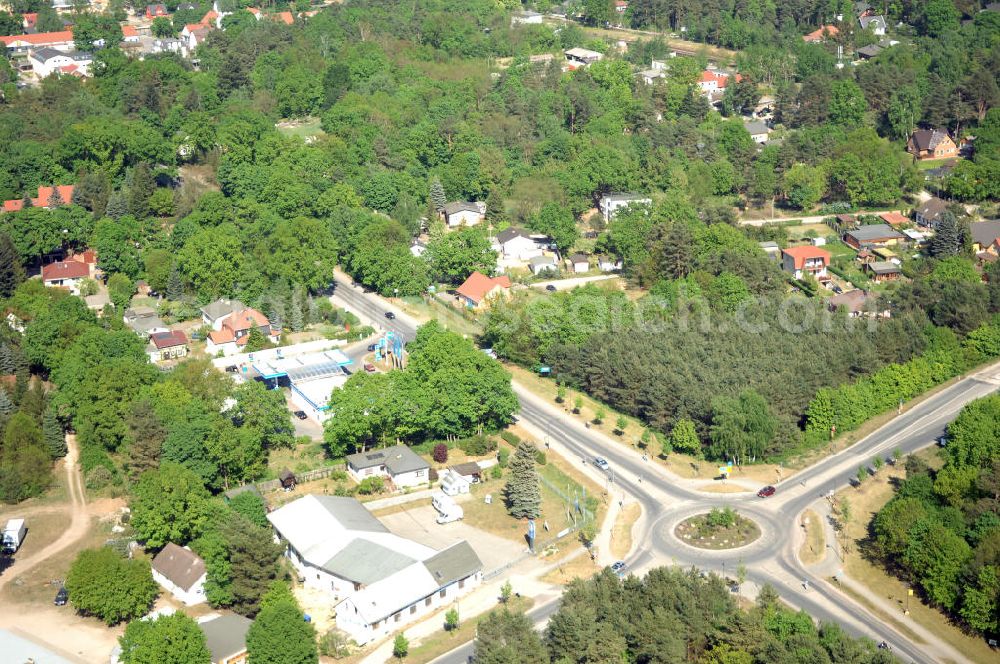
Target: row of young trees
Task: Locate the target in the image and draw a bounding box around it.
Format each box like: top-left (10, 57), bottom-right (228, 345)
top-left (871, 394), bottom-right (1000, 637)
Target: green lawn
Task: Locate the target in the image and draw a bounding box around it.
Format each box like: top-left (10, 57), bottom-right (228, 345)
top-left (275, 117), bottom-right (325, 139)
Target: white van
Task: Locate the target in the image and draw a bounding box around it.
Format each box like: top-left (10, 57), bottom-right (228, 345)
top-left (431, 492), bottom-right (464, 524)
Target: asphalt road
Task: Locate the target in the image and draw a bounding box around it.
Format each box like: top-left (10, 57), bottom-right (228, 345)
top-left (331, 276), bottom-right (999, 664)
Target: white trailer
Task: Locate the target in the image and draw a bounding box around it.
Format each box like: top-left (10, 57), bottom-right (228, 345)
top-left (3, 518), bottom-right (26, 553)
top-left (431, 493), bottom-right (464, 524)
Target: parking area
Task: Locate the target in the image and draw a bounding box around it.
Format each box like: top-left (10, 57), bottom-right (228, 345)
top-left (379, 503), bottom-right (525, 573)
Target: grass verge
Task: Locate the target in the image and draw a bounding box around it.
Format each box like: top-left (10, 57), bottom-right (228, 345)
top-left (610, 502), bottom-right (641, 560)
top-left (798, 509), bottom-right (826, 566)
top-left (404, 596), bottom-right (535, 664)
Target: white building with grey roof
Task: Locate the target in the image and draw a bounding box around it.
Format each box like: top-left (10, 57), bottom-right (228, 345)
top-left (346, 444), bottom-right (431, 489)
top-left (267, 495), bottom-right (483, 645)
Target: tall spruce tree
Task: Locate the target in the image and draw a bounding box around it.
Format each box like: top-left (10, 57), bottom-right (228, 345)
top-left (504, 441), bottom-right (542, 519)
top-left (166, 266), bottom-right (184, 300)
top-left (288, 286), bottom-right (305, 332)
top-left (429, 177), bottom-right (446, 212)
top-left (47, 185), bottom-right (66, 208)
top-left (929, 211), bottom-right (961, 258)
top-left (0, 388), bottom-right (13, 416)
top-left (43, 404), bottom-right (67, 459)
top-left (0, 231), bottom-right (24, 298)
top-left (106, 190), bottom-right (128, 219)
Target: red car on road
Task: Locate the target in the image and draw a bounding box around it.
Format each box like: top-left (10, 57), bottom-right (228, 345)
top-left (757, 485), bottom-right (776, 498)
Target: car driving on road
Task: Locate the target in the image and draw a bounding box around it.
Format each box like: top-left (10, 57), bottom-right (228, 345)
top-left (593, 457), bottom-right (610, 471)
top-left (757, 485), bottom-right (776, 498)
top-left (384, 311), bottom-right (396, 320)
top-left (54, 587), bottom-right (68, 606)
top-left (293, 411), bottom-right (307, 420)
top-left (610, 560), bottom-right (626, 575)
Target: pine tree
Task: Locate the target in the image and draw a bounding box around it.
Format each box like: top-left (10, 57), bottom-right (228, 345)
top-left (928, 211), bottom-right (961, 258)
top-left (166, 266), bottom-right (184, 300)
top-left (289, 285), bottom-right (305, 332)
top-left (0, 344), bottom-right (14, 374)
top-left (0, 389), bottom-right (13, 416)
top-left (106, 190), bottom-right (128, 219)
top-left (128, 163), bottom-right (157, 219)
top-left (306, 296), bottom-right (318, 326)
top-left (43, 405), bottom-right (67, 459)
top-left (485, 188), bottom-right (506, 224)
top-left (504, 441), bottom-right (541, 519)
top-left (48, 185), bottom-right (65, 208)
top-left (0, 232), bottom-right (24, 298)
top-left (267, 296), bottom-right (285, 331)
top-left (429, 177), bottom-right (446, 212)
top-left (20, 194), bottom-right (32, 209)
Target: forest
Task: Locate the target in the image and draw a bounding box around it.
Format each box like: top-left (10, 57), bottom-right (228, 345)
top-left (474, 567), bottom-right (898, 664)
top-left (870, 395), bottom-right (1000, 639)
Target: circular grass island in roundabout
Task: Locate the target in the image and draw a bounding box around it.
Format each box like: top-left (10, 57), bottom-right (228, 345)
top-left (674, 507), bottom-right (761, 550)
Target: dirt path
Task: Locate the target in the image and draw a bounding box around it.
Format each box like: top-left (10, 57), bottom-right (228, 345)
top-left (0, 434), bottom-right (87, 593)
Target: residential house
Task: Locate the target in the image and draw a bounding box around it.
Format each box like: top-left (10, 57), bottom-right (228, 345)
top-left (511, 10), bottom-right (544, 25)
top-left (744, 121), bottom-right (770, 144)
top-left (28, 47), bottom-right (91, 77)
top-left (598, 193), bottom-right (651, 221)
top-left (3, 184), bottom-right (76, 212)
top-left (843, 224), bottom-right (905, 249)
top-left (759, 241), bottom-right (781, 260)
top-left (201, 298), bottom-right (245, 329)
top-left (346, 445), bottom-right (430, 489)
top-left (879, 211), bottom-right (909, 227)
top-left (441, 201), bottom-right (485, 228)
top-left (147, 330), bottom-right (189, 362)
top-left (859, 14), bottom-right (886, 34)
top-left (827, 289), bottom-right (886, 317)
top-left (564, 47), bottom-right (603, 69)
top-left (697, 69), bottom-right (740, 94)
top-left (529, 254), bottom-right (558, 275)
top-left (121, 25), bottom-right (140, 42)
top-left (495, 228), bottom-right (543, 260)
top-left (448, 462), bottom-right (482, 484)
top-left (781, 246), bottom-right (831, 281)
top-left (0, 30), bottom-right (74, 53)
top-left (151, 543), bottom-right (207, 606)
top-left (907, 128), bottom-right (958, 160)
top-left (271, 11), bottom-right (293, 25)
top-left (803, 24), bottom-right (839, 42)
top-left (638, 68), bottom-right (664, 85)
top-left (180, 23), bottom-right (210, 55)
top-left (410, 240), bottom-right (427, 258)
top-left (864, 261), bottom-right (902, 282)
top-left (206, 307), bottom-right (276, 356)
top-left (41, 259), bottom-right (90, 294)
top-left (145, 3), bottom-right (169, 18)
top-left (198, 614), bottom-right (252, 664)
top-left (266, 495), bottom-right (482, 645)
top-left (597, 255), bottom-right (623, 272)
top-left (614, 0), bottom-right (628, 14)
top-left (969, 220), bottom-right (1000, 253)
top-left (455, 271), bottom-right (511, 309)
top-left (856, 44), bottom-right (882, 59)
top-left (914, 197), bottom-right (950, 228)
top-left (568, 253), bottom-right (590, 273)
top-left (126, 314), bottom-right (168, 338)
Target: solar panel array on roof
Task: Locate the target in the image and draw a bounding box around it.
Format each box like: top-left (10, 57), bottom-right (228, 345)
top-left (285, 361), bottom-right (345, 382)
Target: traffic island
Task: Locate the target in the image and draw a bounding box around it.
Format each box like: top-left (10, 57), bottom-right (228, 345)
top-left (674, 508), bottom-right (761, 550)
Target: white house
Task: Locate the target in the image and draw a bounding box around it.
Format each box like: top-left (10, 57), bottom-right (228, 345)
top-left (638, 68), bottom-right (664, 85)
top-left (40, 259), bottom-right (90, 295)
top-left (859, 14), bottom-right (887, 35)
top-left (599, 193), bottom-right (651, 221)
top-left (495, 228), bottom-right (543, 260)
top-left (266, 495), bottom-right (483, 645)
top-left (151, 543), bottom-right (207, 606)
top-left (697, 69), bottom-right (740, 94)
top-left (564, 47), bottom-right (603, 69)
top-left (598, 256), bottom-right (623, 272)
top-left (744, 121), bottom-right (770, 144)
top-left (511, 10), bottom-right (543, 25)
top-left (201, 299), bottom-right (246, 330)
top-left (529, 254), bottom-right (558, 275)
top-left (410, 240), bottom-right (428, 258)
top-left (568, 253), bottom-right (590, 273)
top-left (197, 614), bottom-right (252, 664)
top-left (346, 445), bottom-right (430, 489)
top-left (28, 47), bottom-right (92, 77)
top-left (441, 201), bottom-right (485, 228)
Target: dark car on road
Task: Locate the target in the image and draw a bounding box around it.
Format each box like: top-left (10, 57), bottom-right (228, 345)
top-left (757, 485), bottom-right (776, 498)
top-left (367, 343), bottom-right (378, 352)
top-left (54, 587), bottom-right (68, 606)
top-left (293, 411), bottom-right (307, 420)
top-left (545, 284), bottom-right (557, 292)
top-left (384, 311), bottom-right (396, 320)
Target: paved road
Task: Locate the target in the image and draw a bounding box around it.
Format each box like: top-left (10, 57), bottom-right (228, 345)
top-left (332, 275), bottom-right (997, 664)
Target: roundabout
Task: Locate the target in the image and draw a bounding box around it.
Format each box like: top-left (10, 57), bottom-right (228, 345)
top-left (674, 508), bottom-right (761, 550)
top-left (649, 500), bottom-right (785, 565)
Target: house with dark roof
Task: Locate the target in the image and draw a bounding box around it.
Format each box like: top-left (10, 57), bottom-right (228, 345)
top-left (441, 201), bottom-right (486, 228)
top-left (455, 271), bottom-right (511, 309)
top-left (266, 494), bottom-right (483, 644)
top-left (744, 120), bottom-right (770, 144)
top-left (568, 252), bottom-right (590, 273)
top-left (859, 14), bottom-right (886, 34)
top-left (145, 3), bottom-right (169, 18)
top-left (843, 224), bottom-right (905, 249)
top-left (147, 330), bottom-right (189, 363)
top-left (864, 260), bottom-right (902, 282)
top-left (970, 220), bottom-right (1000, 253)
top-left (197, 614), bottom-right (252, 664)
top-left (827, 289), bottom-right (888, 318)
top-left (151, 543), bottom-right (207, 605)
top-left (915, 197), bottom-right (950, 228)
top-left (856, 43), bottom-right (882, 59)
top-left (908, 128), bottom-right (958, 160)
top-left (346, 444), bottom-right (430, 488)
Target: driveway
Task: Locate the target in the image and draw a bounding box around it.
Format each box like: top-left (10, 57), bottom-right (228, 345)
top-left (380, 505), bottom-right (523, 573)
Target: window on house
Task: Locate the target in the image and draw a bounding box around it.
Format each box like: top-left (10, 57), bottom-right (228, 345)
top-left (439, 589), bottom-right (446, 599)
top-left (416, 469), bottom-right (424, 477)
top-left (459, 579), bottom-right (465, 589)
top-left (410, 605), bottom-right (416, 615)
top-left (394, 613), bottom-right (401, 623)
top-left (373, 621), bottom-right (379, 629)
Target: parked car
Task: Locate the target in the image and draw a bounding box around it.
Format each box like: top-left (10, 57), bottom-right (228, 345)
top-left (937, 435), bottom-right (948, 447)
top-left (545, 284), bottom-right (557, 292)
top-left (877, 642), bottom-right (891, 651)
top-left (293, 411), bottom-right (307, 420)
top-left (364, 363), bottom-right (376, 373)
top-left (593, 457), bottom-right (610, 471)
top-left (54, 587), bottom-right (68, 606)
top-left (757, 485), bottom-right (776, 498)
top-left (367, 343), bottom-right (378, 352)
top-left (610, 560), bottom-right (626, 574)
top-left (384, 311), bottom-right (396, 320)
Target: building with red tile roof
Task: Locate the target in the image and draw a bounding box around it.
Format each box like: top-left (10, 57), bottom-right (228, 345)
top-left (781, 245), bottom-right (831, 281)
top-left (803, 24), bottom-right (839, 42)
top-left (879, 211), bottom-right (909, 227)
top-left (0, 30), bottom-right (74, 52)
top-left (2, 185), bottom-right (75, 213)
top-left (456, 272), bottom-right (511, 308)
top-left (273, 11), bottom-right (293, 24)
top-left (697, 70), bottom-right (743, 94)
top-left (148, 330), bottom-right (190, 362)
top-left (41, 258), bottom-right (93, 295)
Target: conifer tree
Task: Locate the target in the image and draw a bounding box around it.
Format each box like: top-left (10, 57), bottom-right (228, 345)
top-left (47, 185), bottom-right (65, 208)
top-left (289, 285), bottom-right (305, 332)
top-left (504, 441), bottom-right (541, 519)
top-left (166, 266), bottom-right (184, 300)
top-left (0, 389), bottom-right (14, 416)
top-left (929, 211), bottom-right (961, 258)
top-left (429, 177), bottom-right (446, 212)
top-left (0, 231), bottom-right (24, 298)
top-left (106, 190), bottom-right (128, 219)
top-left (43, 404), bottom-right (67, 459)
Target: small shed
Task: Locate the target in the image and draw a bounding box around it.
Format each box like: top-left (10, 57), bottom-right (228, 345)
top-left (279, 468), bottom-right (297, 490)
top-left (449, 462), bottom-right (483, 483)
